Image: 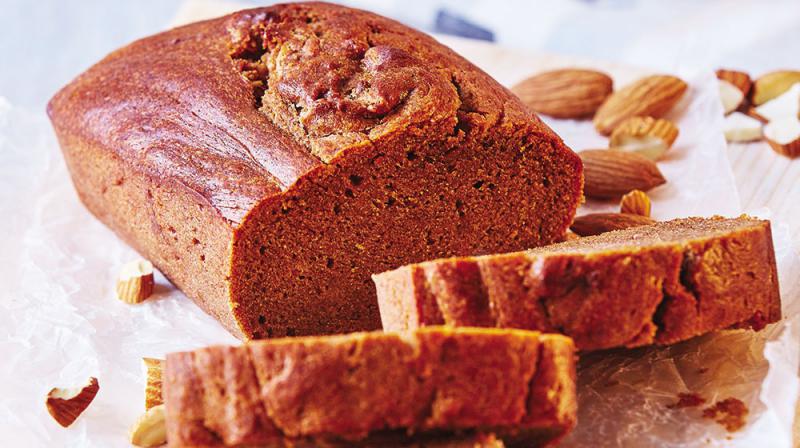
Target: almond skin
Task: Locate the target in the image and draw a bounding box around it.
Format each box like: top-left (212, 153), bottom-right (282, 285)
top-left (46, 377), bottom-right (100, 427)
top-left (620, 189), bottom-right (652, 217)
top-left (511, 68), bottom-right (613, 119)
top-left (716, 69), bottom-right (752, 97)
top-left (570, 213), bottom-right (655, 237)
top-left (594, 75), bottom-right (688, 135)
top-left (579, 149), bottom-right (667, 198)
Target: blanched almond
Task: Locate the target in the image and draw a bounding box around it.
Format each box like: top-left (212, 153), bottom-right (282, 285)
top-left (719, 79), bottom-right (744, 115)
top-left (763, 116), bottom-right (800, 158)
top-left (129, 404), bottom-right (167, 447)
top-left (752, 70), bottom-right (800, 105)
top-left (723, 112), bottom-right (763, 143)
top-left (754, 83), bottom-right (800, 123)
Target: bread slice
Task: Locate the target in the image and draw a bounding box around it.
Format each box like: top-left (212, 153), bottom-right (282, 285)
top-left (47, 3), bottom-right (582, 339)
top-left (373, 216), bottom-right (781, 351)
top-left (163, 327), bottom-right (576, 447)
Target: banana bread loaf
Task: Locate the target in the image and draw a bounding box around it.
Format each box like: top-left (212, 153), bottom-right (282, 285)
top-left (373, 216), bottom-right (781, 351)
top-left (47, 2), bottom-right (582, 339)
top-left (163, 327), bottom-right (577, 447)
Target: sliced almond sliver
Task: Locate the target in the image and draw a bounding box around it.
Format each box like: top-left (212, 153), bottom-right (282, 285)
top-left (117, 260), bottom-right (155, 304)
top-left (763, 116), bottom-right (800, 158)
top-left (754, 83), bottom-right (800, 123)
top-left (609, 116), bottom-right (679, 161)
top-left (718, 79), bottom-right (744, 115)
top-left (46, 377), bottom-right (100, 427)
top-left (723, 112), bottom-right (763, 143)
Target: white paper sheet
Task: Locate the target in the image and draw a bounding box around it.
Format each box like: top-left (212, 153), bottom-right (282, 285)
top-left (0, 7), bottom-right (797, 447)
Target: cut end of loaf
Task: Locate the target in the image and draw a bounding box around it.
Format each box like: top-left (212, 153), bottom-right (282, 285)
top-left (374, 216), bottom-right (781, 351)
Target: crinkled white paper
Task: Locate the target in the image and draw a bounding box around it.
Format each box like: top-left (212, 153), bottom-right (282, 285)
top-left (0, 10), bottom-right (797, 447)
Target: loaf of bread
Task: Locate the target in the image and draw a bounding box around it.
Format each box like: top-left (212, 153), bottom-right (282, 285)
top-left (47, 2), bottom-right (582, 339)
top-left (374, 216), bottom-right (781, 351)
top-left (163, 327), bottom-right (577, 447)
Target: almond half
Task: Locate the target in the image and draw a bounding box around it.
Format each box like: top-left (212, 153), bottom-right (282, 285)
top-left (143, 358), bottom-right (164, 410)
top-left (46, 377), bottom-right (100, 427)
top-left (511, 68), bottom-right (613, 119)
top-left (609, 116), bottom-right (679, 161)
top-left (752, 70), bottom-right (800, 106)
top-left (723, 112), bottom-right (763, 143)
top-left (117, 260), bottom-right (155, 304)
top-left (763, 116), bottom-right (800, 158)
top-left (571, 213), bottom-right (655, 237)
top-left (620, 190), bottom-right (652, 217)
top-left (129, 404), bottom-right (167, 447)
top-left (579, 149), bottom-right (666, 199)
top-left (593, 75), bottom-right (688, 135)
top-left (716, 69), bottom-right (752, 97)
top-left (754, 83), bottom-right (800, 123)
top-left (719, 79), bottom-right (745, 115)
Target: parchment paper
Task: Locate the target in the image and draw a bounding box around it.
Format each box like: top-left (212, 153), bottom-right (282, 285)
top-left (0, 5), bottom-right (797, 446)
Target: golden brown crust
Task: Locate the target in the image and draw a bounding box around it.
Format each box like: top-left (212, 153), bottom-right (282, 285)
top-left (163, 328), bottom-right (576, 447)
top-left (374, 216), bottom-right (781, 351)
top-left (48, 2), bottom-right (582, 339)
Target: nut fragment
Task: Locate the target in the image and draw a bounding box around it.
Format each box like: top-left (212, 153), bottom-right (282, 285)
top-left (129, 404), bottom-right (167, 447)
top-left (46, 377), bottom-right (100, 427)
top-left (578, 149), bottom-right (666, 199)
top-left (620, 190), bottom-right (651, 217)
top-left (754, 83), bottom-right (800, 123)
top-left (609, 116), bottom-right (679, 161)
top-left (718, 79), bottom-right (745, 115)
top-left (752, 70), bottom-right (800, 105)
top-left (763, 116), bottom-right (800, 158)
top-left (117, 260), bottom-right (155, 304)
top-left (570, 213), bottom-right (655, 237)
top-left (143, 358), bottom-right (164, 410)
top-left (716, 69), bottom-right (752, 97)
top-left (723, 112), bottom-right (763, 143)
top-left (511, 68), bottom-right (613, 119)
top-left (593, 75), bottom-right (688, 135)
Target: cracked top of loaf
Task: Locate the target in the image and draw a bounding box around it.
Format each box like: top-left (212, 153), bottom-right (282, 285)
top-left (47, 1), bottom-right (557, 223)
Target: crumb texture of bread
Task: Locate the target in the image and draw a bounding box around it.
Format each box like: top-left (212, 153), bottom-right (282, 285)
top-left (374, 216), bottom-right (781, 351)
top-left (162, 327), bottom-right (576, 447)
top-left (47, 2), bottom-right (582, 338)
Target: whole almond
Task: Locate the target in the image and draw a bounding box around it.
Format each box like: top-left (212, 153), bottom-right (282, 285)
top-left (594, 75), bottom-right (688, 135)
top-left (752, 70), bottom-right (800, 105)
top-left (579, 149), bottom-right (667, 198)
top-left (511, 69), bottom-right (613, 119)
top-left (716, 69), bottom-right (752, 97)
top-left (571, 213), bottom-right (655, 237)
top-left (620, 190), bottom-right (652, 217)
top-left (609, 116), bottom-right (679, 160)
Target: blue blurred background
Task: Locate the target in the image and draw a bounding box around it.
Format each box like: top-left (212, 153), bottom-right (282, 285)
top-left (3, 0), bottom-right (799, 111)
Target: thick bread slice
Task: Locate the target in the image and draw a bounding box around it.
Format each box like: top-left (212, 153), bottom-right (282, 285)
top-left (47, 2), bottom-right (582, 339)
top-left (163, 327), bottom-right (576, 447)
top-left (373, 216), bottom-right (781, 351)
